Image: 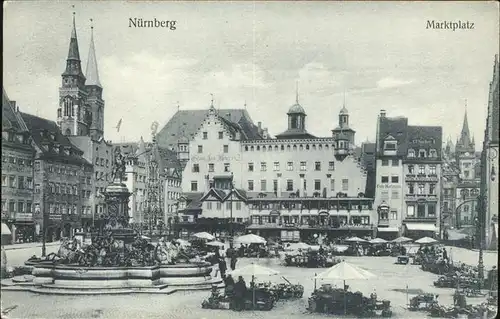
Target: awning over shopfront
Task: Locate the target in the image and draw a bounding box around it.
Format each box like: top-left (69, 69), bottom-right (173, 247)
top-left (405, 223), bottom-right (437, 232)
top-left (1, 223), bottom-right (12, 235)
top-left (377, 227), bottom-right (399, 232)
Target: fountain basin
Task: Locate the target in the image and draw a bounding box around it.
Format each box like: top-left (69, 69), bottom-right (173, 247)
top-left (13, 261), bottom-right (221, 294)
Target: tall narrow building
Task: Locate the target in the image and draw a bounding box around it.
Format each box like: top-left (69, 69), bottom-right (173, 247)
top-left (57, 14), bottom-right (91, 137)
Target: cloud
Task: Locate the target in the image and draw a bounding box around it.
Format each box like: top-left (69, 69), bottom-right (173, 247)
top-left (376, 77), bottom-right (414, 89)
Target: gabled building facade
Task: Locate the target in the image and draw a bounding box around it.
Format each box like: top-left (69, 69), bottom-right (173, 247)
top-left (2, 89), bottom-right (35, 243)
top-left (374, 110), bottom-right (443, 239)
top-left (167, 94), bottom-right (372, 241)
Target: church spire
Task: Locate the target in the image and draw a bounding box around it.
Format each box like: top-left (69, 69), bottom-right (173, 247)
top-left (296, 81), bottom-right (299, 104)
top-left (67, 11), bottom-right (81, 61)
top-left (85, 19), bottom-right (102, 87)
top-left (459, 101), bottom-right (471, 145)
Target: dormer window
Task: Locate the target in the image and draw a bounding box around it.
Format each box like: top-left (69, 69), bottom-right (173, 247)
top-left (408, 149), bottom-right (415, 158)
top-left (429, 149), bottom-right (437, 158)
top-left (418, 149), bottom-right (426, 158)
top-left (384, 141), bottom-right (397, 150)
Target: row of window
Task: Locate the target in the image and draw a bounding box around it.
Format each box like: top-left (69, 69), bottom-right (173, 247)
top-left (95, 157), bottom-right (110, 168)
top-left (378, 210), bottom-right (398, 221)
top-left (205, 201), bottom-right (243, 210)
top-left (192, 161), bottom-right (336, 174)
top-left (250, 215), bottom-right (371, 226)
top-left (167, 179), bottom-right (181, 187)
top-left (408, 164), bottom-right (437, 175)
top-left (1, 175), bottom-right (33, 190)
top-left (248, 201), bottom-right (371, 211)
top-left (407, 148), bottom-right (438, 159)
top-left (408, 183), bottom-right (437, 195)
top-left (381, 175), bottom-right (399, 184)
top-left (197, 144), bottom-right (229, 154)
top-left (4, 132), bottom-right (30, 145)
top-left (202, 131), bottom-right (225, 140)
top-left (1, 200), bottom-right (32, 214)
top-left (243, 143), bottom-right (335, 152)
top-left (406, 203), bottom-right (437, 217)
top-left (167, 191), bottom-right (180, 200)
top-left (2, 155), bottom-right (33, 166)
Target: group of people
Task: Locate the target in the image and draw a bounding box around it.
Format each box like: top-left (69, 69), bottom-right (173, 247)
top-left (223, 274), bottom-right (249, 311)
top-left (215, 247), bottom-right (238, 278)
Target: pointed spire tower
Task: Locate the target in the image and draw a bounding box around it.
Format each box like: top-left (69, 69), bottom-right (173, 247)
top-left (58, 11), bottom-right (90, 136)
top-left (456, 100), bottom-right (474, 153)
top-left (85, 19), bottom-right (105, 140)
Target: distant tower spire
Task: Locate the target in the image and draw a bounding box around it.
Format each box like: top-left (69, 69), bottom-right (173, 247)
top-left (67, 8), bottom-right (80, 61)
top-left (210, 93), bottom-right (215, 108)
top-left (85, 18), bottom-right (102, 87)
top-left (177, 101), bottom-right (180, 112)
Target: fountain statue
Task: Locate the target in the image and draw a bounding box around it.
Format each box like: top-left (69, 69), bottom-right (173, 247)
top-left (12, 144), bottom-right (222, 294)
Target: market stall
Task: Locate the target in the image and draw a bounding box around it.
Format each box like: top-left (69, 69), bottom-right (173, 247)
top-left (308, 261), bottom-right (393, 317)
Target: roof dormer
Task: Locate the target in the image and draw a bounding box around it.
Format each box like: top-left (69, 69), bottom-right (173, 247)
top-left (383, 135), bottom-right (398, 156)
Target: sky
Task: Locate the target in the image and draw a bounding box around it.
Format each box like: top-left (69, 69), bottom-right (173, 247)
top-left (3, 1), bottom-right (499, 148)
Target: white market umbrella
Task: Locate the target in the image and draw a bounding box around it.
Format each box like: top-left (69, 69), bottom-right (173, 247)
top-left (230, 263), bottom-right (279, 277)
top-left (235, 234), bottom-right (266, 245)
top-left (141, 235), bottom-right (151, 240)
top-left (193, 232), bottom-right (215, 241)
top-left (287, 242), bottom-right (311, 250)
top-left (315, 261), bottom-right (377, 314)
top-left (345, 236), bottom-right (367, 243)
top-left (415, 237), bottom-right (438, 245)
top-left (369, 238), bottom-right (388, 244)
top-left (392, 236), bottom-right (413, 243)
top-left (174, 239), bottom-right (191, 247)
top-left (206, 241), bottom-right (225, 247)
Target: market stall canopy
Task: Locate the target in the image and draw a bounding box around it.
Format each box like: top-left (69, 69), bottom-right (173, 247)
top-left (286, 242), bottom-right (310, 250)
top-left (206, 241), bottom-right (225, 247)
top-left (1, 223), bottom-right (11, 235)
top-left (369, 238), bottom-right (388, 244)
top-left (193, 232), bottom-right (215, 241)
top-left (141, 235), bottom-right (151, 240)
top-left (332, 245), bottom-right (349, 253)
top-left (315, 261), bottom-right (377, 280)
top-left (345, 236), bottom-right (367, 243)
top-left (229, 263), bottom-right (279, 278)
top-left (392, 236), bottom-right (413, 243)
top-left (415, 236), bottom-right (438, 244)
top-left (235, 234), bottom-right (266, 245)
top-left (174, 238), bottom-right (191, 247)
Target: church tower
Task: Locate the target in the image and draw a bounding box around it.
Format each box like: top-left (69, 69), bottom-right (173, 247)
top-left (455, 103), bottom-right (477, 180)
top-left (85, 22), bottom-right (105, 140)
top-left (57, 13), bottom-right (92, 136)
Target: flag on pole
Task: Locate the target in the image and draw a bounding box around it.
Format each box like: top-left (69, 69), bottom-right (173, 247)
top-left (115, 118), bottom-right (122, 132)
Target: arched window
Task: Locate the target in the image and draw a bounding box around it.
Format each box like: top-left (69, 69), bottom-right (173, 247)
top-left (408, 149), bottom-right (415, 158)
top-left (418, 149), bottom-right (427, 158)
top-left (65, 128), bottom-right (71, 136)
top-left (429, 149), bottom-right (437, 158)
top-left (63, 97), bottom-right (73, 116)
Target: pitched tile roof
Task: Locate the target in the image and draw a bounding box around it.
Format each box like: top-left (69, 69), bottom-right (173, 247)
top-left (406, 125), bottom-right (443, 159)
top-left (2, 87), bottom-right (28, 133)
top-left (156, 109), bottom-right (263, 150)
top-left (20, 112), bottom-right (90, 166)
top-left (377, 116), bottom-right (408, 156)
top-left (158, 147), bottom-right (182, 172)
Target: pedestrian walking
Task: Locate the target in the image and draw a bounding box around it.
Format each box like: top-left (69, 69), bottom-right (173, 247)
top-left (218, 257), bottom-right (227, 278)
top-left (230, 253), bottom-right (238, 271)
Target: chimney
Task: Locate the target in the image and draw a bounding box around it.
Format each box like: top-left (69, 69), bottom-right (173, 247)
top-left (258, 122), bottom-right (262, 129)
top-left (263, 128), bottom-right (269, 138)
top-left (11, 101), bottom-right (16, 109)
top-left (380, 109), bottom-right (386, 118)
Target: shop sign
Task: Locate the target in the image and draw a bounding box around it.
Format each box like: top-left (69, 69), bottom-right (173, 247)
top-left (376, 184), bottom-right (402, 189)
top-left (190, 154), bottom-right (242, 162)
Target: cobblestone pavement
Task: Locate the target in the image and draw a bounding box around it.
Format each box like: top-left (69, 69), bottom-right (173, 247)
top-left (2, 251), bottom-right (495, 319)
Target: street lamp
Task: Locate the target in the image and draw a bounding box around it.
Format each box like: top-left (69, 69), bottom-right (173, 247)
top-left (229, 172), bottom-right (234, 241)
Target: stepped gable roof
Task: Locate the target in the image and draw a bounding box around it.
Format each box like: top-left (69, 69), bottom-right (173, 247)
top-left (377, 116), bottom-right (408, 156)
top-left (20, 112), bottom-right (90, 166)
top-left (156, 109), bottom-right (263, 149)
top-left (406, 125), bottom-right (443, 159)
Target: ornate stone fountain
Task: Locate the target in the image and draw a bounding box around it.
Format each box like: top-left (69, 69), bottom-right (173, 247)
top-left (7, 147), bottom-right (221, 295)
